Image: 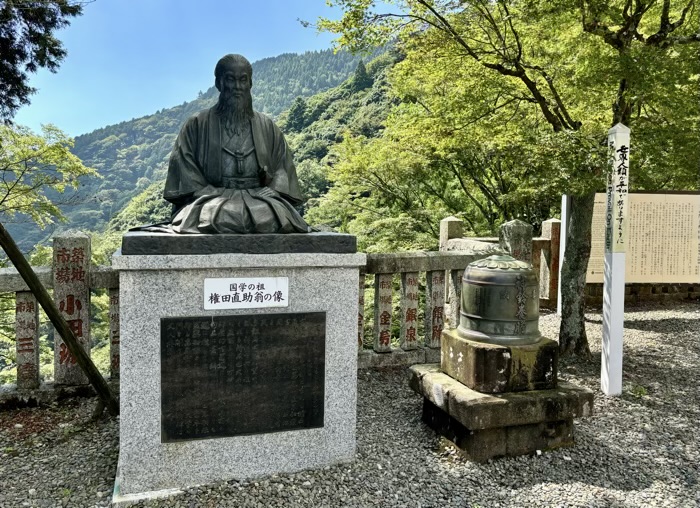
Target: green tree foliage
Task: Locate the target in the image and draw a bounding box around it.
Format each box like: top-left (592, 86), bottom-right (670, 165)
top-left (350, 60), bottom-right (373, 91)
top-left (0, 123), bottom-right (94, 383)
top-left (283, 52), bottom-right (397, 209)
top-left (107, 180), bottom-right (171, 232)
top-left (251, 49), bottom-right (382, 116)
top-left (0, 0), bottom-right (83, 120)
top-left (317, 0), bottom-right (700, 356)
top-left (287, 97), bottom-right (308, 132)
top-left (0, 123), bottom-right (96, 228)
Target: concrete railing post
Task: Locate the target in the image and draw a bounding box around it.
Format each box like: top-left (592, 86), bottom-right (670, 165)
top-left (441, 217), bottom-right (464, 329)
top-left (52, 231), bottom-right (91, 386)
top-left (447, 269), bottom-right (463, 330)
top-left (357, 273), bottom-right (365, 350)
top-left (373, 274), bottom-right (393, 353)
top-left (109, 288), bottom-right (120, 379)
top-left (399, 272), bottom-right (419, 350)
top-left (439, 216), bottom-right (463, 251)
top-left (15, 291), bottom-right (40, 389)
top-left (425, 271), bottom-right (445, 348)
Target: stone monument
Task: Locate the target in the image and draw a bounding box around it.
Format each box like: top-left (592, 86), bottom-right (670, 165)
top-left (113, 54), bottom-right (365, 505)
top-left (410, 255), bottom-right (593, 462)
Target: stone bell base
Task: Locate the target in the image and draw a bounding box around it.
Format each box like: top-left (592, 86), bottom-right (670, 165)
top-left (441, 329), bottom-right (558, 393)
top-left (409, 364), bottom-right (593, 462)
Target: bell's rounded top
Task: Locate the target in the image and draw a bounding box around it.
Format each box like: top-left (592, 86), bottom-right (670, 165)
top-left (469, 254), bottom-right (530, 270)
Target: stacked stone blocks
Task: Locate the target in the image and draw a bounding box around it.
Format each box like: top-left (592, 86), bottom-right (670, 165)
top-left (411, 228), bottom-right (593, 461)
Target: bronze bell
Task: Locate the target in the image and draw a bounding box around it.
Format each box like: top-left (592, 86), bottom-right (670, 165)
top-left (458, 255), bottom-right (541, 345)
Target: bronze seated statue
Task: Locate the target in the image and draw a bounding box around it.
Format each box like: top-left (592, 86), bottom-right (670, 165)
top-left (162, 54), bottom-right (310, 234)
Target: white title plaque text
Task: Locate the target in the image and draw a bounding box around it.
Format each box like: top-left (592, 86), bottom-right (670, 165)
top-left (204, 277), bottom-right (289, 310)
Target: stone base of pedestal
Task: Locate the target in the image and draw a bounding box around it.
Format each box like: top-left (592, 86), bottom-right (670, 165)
top-left (409, 364), bottom-right (593, 462)
top-left (441, 329), bottom-right (558, 393)
top-left (112, 243), bottom-right (365, 503)
top-left (422, 399), bottom-right (575, 462)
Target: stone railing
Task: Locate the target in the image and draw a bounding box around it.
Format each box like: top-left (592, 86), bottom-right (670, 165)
top-left (357, 249), bottom-right (485, 369)
top-left (0, 220), bottom-right (541, 389)
top-left (440, 216), bottom-right (561, 309)
top-left (0, 231), bottom-right (121, 390)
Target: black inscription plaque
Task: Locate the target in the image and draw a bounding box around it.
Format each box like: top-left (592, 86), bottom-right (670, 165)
top-left (161, 312), bottom-right (325, 442)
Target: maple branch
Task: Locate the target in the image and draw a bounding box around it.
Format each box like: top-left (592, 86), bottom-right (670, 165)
top-left (415, 0), bottom-right (565, 131)
top-left (646, 0), bottom-right (696, 46)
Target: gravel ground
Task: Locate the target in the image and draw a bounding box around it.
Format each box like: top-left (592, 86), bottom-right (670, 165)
top-left (0, 301), bottom-right (698, 508)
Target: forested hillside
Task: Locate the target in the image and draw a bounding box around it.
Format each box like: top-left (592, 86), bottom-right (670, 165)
top-left (253, 50), bottom-right (383, 116)
top-left (8, 48), bottom-right (377, 251)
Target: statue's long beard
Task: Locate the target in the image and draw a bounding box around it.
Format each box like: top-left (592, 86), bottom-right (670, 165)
top-left (215, 91), bottom-right (254, 136)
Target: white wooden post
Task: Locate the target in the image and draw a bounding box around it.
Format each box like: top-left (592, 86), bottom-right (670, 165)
top-left (601, 123), bottom-right (630, 396)
top-left (557, 195), bottom-right (572, 316)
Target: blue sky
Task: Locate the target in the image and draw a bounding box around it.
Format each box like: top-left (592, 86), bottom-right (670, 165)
top-left (14, 0), bottom-right (343, 137)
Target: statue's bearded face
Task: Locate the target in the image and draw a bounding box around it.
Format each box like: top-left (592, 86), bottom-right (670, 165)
top-left (216, 61), bottom-right (253, 134)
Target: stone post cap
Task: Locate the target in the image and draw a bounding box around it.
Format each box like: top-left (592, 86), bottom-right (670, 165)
top-left (501, 219), bottom-right (532, 229)
top-left (53, 230), bottom-right (90, 239)
top-left (440, 217), bottom-right (464, 250)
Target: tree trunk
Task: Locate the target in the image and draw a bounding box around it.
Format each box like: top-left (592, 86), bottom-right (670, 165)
top-left (559, 192), bottom-right (595, 358)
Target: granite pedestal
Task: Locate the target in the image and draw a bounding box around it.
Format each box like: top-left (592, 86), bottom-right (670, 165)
top-left (112, 233), bottom-right (365, 505)
top-left (409, 364), bottom-right (593, 462)
top-left (441, 329), bottom-right (558, 393)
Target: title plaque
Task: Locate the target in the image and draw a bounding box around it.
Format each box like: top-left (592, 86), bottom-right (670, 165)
top-left (203, 277), bottom-right (289, 310)
top-left (161, 312), bottom-right (325, 442)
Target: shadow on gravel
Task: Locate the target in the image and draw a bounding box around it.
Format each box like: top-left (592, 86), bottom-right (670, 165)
top-left (572, 420), bottom-right (699, 492)
top-left (622, 316), bottom-right (700, 335)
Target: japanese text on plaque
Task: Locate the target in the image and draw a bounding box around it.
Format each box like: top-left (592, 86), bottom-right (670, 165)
top-left (204, 277), bottom-right (289, 310)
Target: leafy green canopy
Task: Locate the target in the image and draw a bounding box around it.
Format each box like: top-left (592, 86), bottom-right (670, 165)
top-left (0, 122), bottom-right (97, 383)
top-left (0, 123), bottom-right (96, 228)
top-left (0, 0), bottom-right (83, 121)
top-left (312, 0), bottom-right (699, 245)
top-left (316, 0), bottom-right (699, 356)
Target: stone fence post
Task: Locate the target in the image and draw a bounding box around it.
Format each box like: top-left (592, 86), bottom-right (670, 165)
top-left (439, 216), bottom-right (463, 251)
top-left (499, 220), bottom-right (533, 264)
top-left (540, 219), bottom-right (561, 307)
top-left (15, 292), bottom-right (40, 389)
top-left (53, 231), bottom-right (91, 386)
top-left (440, 217), bottom-right (464, 329)
top-left (109, 288), bottom-right (120, 379)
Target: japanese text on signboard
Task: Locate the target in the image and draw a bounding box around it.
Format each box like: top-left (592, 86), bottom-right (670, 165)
top-left (605, 126), bottom-right (630, 253)
top-left (203, 277), bottom-right (289, 310)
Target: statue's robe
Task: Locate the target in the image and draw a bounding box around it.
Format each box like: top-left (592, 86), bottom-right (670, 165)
top-left (163, 108), bottom-right (310, 234)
